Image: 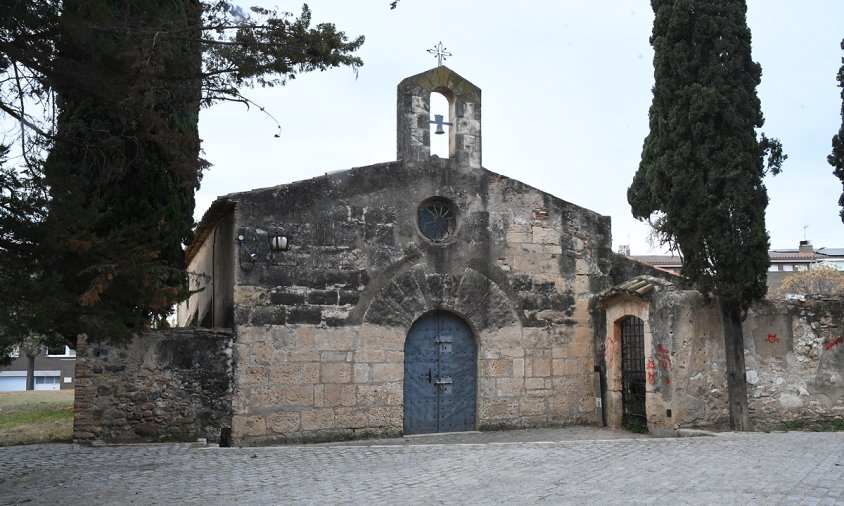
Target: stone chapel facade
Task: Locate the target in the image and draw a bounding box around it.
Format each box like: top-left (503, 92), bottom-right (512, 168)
top-left (178, 66), bottom-right (619, 445)
top-left (72, 67), bottom-right (843, 445)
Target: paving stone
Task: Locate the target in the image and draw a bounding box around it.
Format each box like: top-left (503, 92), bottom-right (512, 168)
top-left (0, 428), bottom-right (841, 505)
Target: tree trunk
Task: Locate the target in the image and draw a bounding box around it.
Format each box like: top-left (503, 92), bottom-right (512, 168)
top-left (722, 302), bottom-right (750, 430)
top-left (25, 354), bottom-right (35, 391)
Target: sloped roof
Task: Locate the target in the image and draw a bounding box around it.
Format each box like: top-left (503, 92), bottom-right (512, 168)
top-left (185, 196), bottom-right (236, 264)
top-left (816, 248), bottom-right (844, 257)
top-left (631, 255), bottom-right (683, 266)
top-left (600, 275), bottom-right (676, 306)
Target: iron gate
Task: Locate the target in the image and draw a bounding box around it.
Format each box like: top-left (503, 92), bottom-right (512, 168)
top-left (403, 311), bottom-right (476, 435)
top-left (621, 316), bottom-right (647, 430)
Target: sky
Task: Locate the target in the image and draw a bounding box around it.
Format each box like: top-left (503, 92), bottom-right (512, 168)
top-left (196, 1), bottom-right (844, 255)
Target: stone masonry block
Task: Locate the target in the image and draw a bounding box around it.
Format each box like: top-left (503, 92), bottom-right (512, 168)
top-left (479, 327), bottom-right (522, 350)
top-left (496, 378), bottom-right (524, 397)
top-left (512, 358), bottom-right (525, 377)
top-left (355, 350), bottom-right (385, 362)
top-left (520, 397), bottom-right (547, 416)
top-left (289, 351), bottom-right (320, 362)
top-left (267, 325), bottom-right (306, 350)
top-left (563, 358), bottom-right (587, 376)
top-left (285, 385), bottom-right (314, 407)
top-left (321, 351), bottom-right (351, 362)
top-left (367, 405), bottom-right (402, 429)
top-left (371, 363), bottom-right (403, 383)
top-left (324, 384), bottom-right (357, 407)
top-left (528, 358), bottom-right (551, 378)
top-left (505, 229), bottom-right (531, 244)
top-left (532, 226), bottom-right (561, 245)
top-left (359, 324), bottom-right (404, 351)
top-left (301, 409), bottom-right (335, 431)
top-left (481, 359), bottom-right (512, 377)
top-left (267, 411), bottom-right (300, 434)
top-left (253, 342), bottom-right (274, 365)
top-left (353, 363), bottom-right (370, 383)
top-left (270, 363), bottom-right (303, 384)
top-left (234, 286), bottom-right (269, 307)
top-left (315, 328), bottom-right (357, 351)
top-left (334, 408), bottom-right (367, 429)
top-left (243, 384), bottom-right (286, 409)
top-left (232, 414), bottom-right (266, 437)
top-left (356, 384), bottom-right (392, 407)
top-left (237, 325), bottom-right (267, 343)
top-left (313, 385), bottom-right (325, 407)
top-left (525, 378), bottom-right (546, 390)
top-left (321, 363), bottom-right (352, 384)
top-left (482, 399), bottom-right (518, 419)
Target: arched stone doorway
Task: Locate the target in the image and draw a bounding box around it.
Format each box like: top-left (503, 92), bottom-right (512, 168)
top-left (403, 310), bottom-right (476, 435)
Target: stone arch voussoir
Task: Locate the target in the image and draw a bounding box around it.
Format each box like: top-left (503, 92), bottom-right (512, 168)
top-left (363, 266), bottom-right (518, 333)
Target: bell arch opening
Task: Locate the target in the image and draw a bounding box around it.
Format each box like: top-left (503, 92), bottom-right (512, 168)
top-left (429, 91), bottom-right (452, 158)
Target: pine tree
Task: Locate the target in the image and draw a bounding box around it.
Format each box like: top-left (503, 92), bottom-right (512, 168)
top-left (628, 0), bottom-right (785, 430)
top-left (0, 1), bottom-right (363, 351)
top-left (830, 38), bottom-right (844, 222)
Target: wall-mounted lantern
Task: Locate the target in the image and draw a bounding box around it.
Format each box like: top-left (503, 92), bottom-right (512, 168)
top-left (237, 228), bottom-right (290, 270)
top-left (270, 235), bottom-right (289, 252)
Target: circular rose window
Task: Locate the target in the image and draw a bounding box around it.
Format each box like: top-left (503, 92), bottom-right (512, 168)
top-left (417, 197), bottom-right (457, 242)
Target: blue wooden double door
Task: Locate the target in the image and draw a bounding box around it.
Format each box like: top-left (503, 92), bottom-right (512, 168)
top-left (403, 311), bottom-right (477, 435)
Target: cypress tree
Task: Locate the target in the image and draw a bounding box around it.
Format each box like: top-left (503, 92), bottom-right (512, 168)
top-left (831, 38), bottom-right (844, 222)
top-left (42, 0), bottom-right (204, 339)
top-left (628, 0), bottom-right (785, 430)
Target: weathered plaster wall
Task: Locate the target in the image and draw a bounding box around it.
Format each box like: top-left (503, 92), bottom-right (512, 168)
top-left (228, 158), bottom-right (614, 445)
top-left (603, 288), bottom-right (843, 434)
top-left (73, 329), bottom-right (233, 443)
top-left (744, 298), bottom-right (844, 428)
top-left (648, 291), bottom-right (729, 432)
top-left (177, 210), bottom-right (235, 328)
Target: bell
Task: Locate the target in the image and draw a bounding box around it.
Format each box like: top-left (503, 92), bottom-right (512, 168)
top-left (433, 114), bottom-right (446, 135)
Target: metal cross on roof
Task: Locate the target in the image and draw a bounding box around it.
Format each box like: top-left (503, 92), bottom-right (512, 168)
top-left (427, 41), bottom-right (452, 67)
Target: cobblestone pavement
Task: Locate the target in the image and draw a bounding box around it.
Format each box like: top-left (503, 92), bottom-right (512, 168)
top-left (1, 428), bottom-right (842, 505)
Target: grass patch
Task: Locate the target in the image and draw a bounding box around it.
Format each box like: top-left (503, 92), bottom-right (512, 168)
top-left (0, 390), bottom-right (74, 446)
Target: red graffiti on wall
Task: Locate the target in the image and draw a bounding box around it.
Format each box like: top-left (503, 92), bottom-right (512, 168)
top-left (646, 358), bottom-right (657, 385)
top-left (656, 344), bottom-right (674, 372)
top-left (766, 333), bottom-right (779, 344)
top-left (604, 335), bottom-right (618, 367)
top-left (826, 337), bottom-right (843, 351)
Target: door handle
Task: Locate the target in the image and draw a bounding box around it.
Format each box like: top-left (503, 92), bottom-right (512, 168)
top-left (427, 369), bottom-right (432, 383)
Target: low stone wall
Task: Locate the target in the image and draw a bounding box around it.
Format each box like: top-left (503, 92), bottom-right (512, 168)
top-left (74, 328), bottom-right (234, 444)
top-left (744, 297), bottom-right (844, 429)
top-left (603, 287), bottom-right (842, 434)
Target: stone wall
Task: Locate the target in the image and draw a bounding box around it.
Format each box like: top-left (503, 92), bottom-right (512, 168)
top-left (74, 328), bottom-right (233, 444)
top-left (744, 297), bottom-right (844, 429)
top-left (601, 285), bottom-right (729, 435)
top-left (603, 286), bottom-right (843, 434)
top-left (227, 157), bottom-right (614, 445)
